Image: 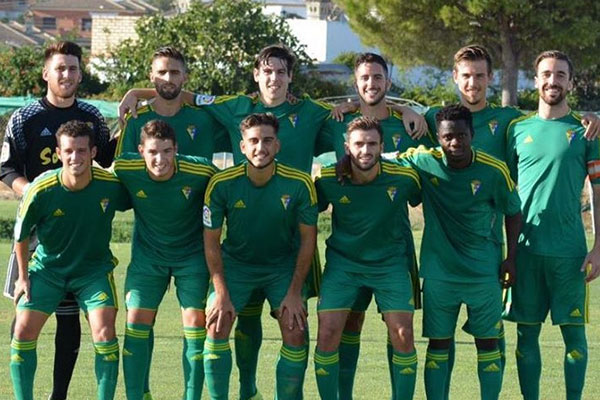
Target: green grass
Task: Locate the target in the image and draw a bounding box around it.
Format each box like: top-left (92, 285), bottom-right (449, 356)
top-left (0, 222), bottom-right (599, 398)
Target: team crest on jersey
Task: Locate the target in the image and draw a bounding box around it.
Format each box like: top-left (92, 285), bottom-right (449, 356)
top-left (392, 134), bottom-right (402, 150)
top-left (182, 186), bottom-right (192, 199)
top-left (0, 142), bottom-right (9, 163)
top-left (566, 130), bottom-right (576, 144)
top-left (281, 194), bottom-right (291, 210)
top-left (387, 186), bottom-right (398, 201)
top-left (488, 120), bottom-right (498, 135)
top-left (100, 198), bottom-right (110, 213)
top-left (187, 125), bottom-right (198, 140)
top-left (203, 205), bottom-right (212, 227)
top-left (288, 114), bottom-right (298, 128)
top-left (470, 180), bottom-right (481, 195)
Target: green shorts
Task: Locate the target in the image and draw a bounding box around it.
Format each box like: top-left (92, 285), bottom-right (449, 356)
top-left (504, 249), bottom-right (587, 325)
top-left (317, 267), bottom-right (414, 314)
top-left (208, 267), bottom-right (298, 314)
top-left (18, 269), bottom-right (118, 315)
top-left (124, 258), bottom-right (209, 311)
top-left (423, 279), bottom-right (502, 339)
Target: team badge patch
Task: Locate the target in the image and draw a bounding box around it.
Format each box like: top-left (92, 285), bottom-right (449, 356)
top-left (281, 194), bottom-right (291, 210)
top-left (196, 95), bottom-right (215, 105)
top-left (387, 186), bottom-right (397, 201)
top-left (288, 114), bottom-right (298, 128)
top-left (203, 205), bottom-right (212, 227)
top-left (100, 198), bottom-right (110, 213)
top-left (566, 129), bottom-right (576, 144)
top-left (470, 180), bottom-right (481, 195)
top-left (182, 186), bottom-right (192, 199)
top-left (488, 120), bottom-right (498, 135)
top-left (392, 134), bottom-right (402, 150)
top-left (187, 125), bottom-right (197, 140)
top-left (0, 142), bottom-right (9, 163)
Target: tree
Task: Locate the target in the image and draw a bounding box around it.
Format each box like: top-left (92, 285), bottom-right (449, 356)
top-left (334, 0), bottom-right (600, 106)
top-left (97, 0), bottom-right (347, 98)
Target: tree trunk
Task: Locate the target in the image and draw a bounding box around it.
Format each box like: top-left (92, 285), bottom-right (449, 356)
top-left (500, 25), bottom-right (519, 106)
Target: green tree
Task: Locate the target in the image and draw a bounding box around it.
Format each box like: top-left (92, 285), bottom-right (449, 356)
top-left (97, 0), bottom-right (347, 98)
top-left (334, 0), bottom-right (600, 106)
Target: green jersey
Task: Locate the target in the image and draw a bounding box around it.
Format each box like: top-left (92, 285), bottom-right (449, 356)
top-left (115, 104), bottom-right (230, 158)
top-left (321, 108), bottom-right (436, 159)
top-left (425, 104), bottom-right (523, 159)
top-left (14, 167), bottom-right (130, 279)
top-left (203, 161), bottom-right (318, 269)
top-left (114, 153), bottom-right (216, 266)
top-left (506, 111), bottom-right (600, 257)
top-left (400, 146), bottom-right (521, 282)
top-left (197, 94), bottom-right (332, 173)
top-left (315, 160), bottom-right (421, 273)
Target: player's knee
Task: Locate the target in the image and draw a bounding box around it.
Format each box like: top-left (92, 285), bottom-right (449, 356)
top-left (282, 327), bottom-right (306, 347)
top-left (428, 338), bottom-right (452, 350)
top-left (343, 311), bottom-right (365, 332)
top-left (317, 320), bottom-right (343, 351)
top-left (182, 309), bottom-right (206, 328)
top-left (475, 338), bottom-right (498, 351)
top-left (13, 319), bottom-right (38, 341)
top-left (91, 323), bottom-right (116, 342)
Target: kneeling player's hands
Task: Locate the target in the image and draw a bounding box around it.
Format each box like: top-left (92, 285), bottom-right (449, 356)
top-left (399, 107), bottom-right (428, 139)
top-left (13, 277), bottom-right (30, 305)
top-left (581, 246), bottom-right (600, 283)
top-left (207, 293), bottom-right (235, 333)
top-left (582, 112), bottom-right (600, 141)
top-left (279, 292), bottom-right (307, 331)
top-left (499, 258), bottom-right (516, 288)
top-left (331, 100), bottom-right (359, 121)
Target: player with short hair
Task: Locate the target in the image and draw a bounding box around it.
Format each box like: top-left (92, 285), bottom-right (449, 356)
top-left (1, 40), bottom-right (114, 400)
top-left (10, 120), bottom-right (129, 400)
top-left (202, 113), bottom-right (317, 400)
top-left (398, 104), bottom-right (522, 400)
top-left (113, 119), bottom-right (216, 400)
top-left (314, 116), bottom-right (420, 400)
top-left (504, 50), bottom-right (600, 400)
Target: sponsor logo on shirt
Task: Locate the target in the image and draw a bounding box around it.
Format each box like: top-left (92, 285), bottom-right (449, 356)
top-left (387, 186), bottom-right (397, 201)
top-left (203, 205), bottom-right (212, 227)
top-left (566, 129), bottom-right (576, 144)
top-left (187, 125), bottom-right (197, 140)
top-left (100, 198), bottom-right (110, 213)
top-left (488, 120), bottom-right (498, 135)
top-left (524, 135), bottom-right (533, 144)
top-left (288, 114), bottom-right (298, 128)
top-left (136, 190), bottom-right (147, 198)
top-left (234, 199), bottom-right (246, 208)
top-left (339, 195), bottom-right (351, 204)
top-left (470, 180), bottom-right (481, 195)
top-left (281, 194), bottom-right (291, 210)
top-left (40, 127), bottom-right (53, 137)
top-left (182, 186), bottom-right (192, 199)
top-left (53, 209), bottom-right (65, 217)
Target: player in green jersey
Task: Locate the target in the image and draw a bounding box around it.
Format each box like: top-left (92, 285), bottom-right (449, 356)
top-left (504, 51), bottom-right (600, 400)
top-left (115, 47), bottom-right (229, 159)
top-left (202, 113), bottom-right (318, 400)
top-left (314, 117), bottom-right (421, 400)
top-left (398, 105), bottom-right (522, 400)
top-left (113, 120), bottom-right (217, 400)
top-left (10, 121), bottom-right (130, 400)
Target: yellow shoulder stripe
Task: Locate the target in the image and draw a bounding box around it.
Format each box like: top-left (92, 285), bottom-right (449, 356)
top-left (277, 164), bottom-right (317, 205)
top-left (20, 174), bottom-right (59, 216)
top-left (381, 164), bottom-right (421, 189)
top-left (213, 95), bottom-right (239, 105)
top-left (506, 111), bottom-right (536, 141)
top-left (204, 165), bottom-right (245, 205)
top-left (475, 151), bottom-right (514, 190)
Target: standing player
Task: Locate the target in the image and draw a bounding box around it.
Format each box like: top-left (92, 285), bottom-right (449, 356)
top-left (0, 41), bottom-right (114, 400)
top-left (504, 51), bottom-right (600, 400)
top-left (10, 121), bottom-right (129, 400)
top-left (314, 117), bottom-right (421, 400)
top-left (114, 120), bottom-right (216, 400)
top-left (202, 113), bottom-right (317, 400)
top-left (398, 105), bottom-right (522, 400)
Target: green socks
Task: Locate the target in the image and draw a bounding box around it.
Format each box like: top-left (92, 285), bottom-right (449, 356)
top-left (235, 309), bottom-right (263, 400)
top-left (276, 344), bottom-right (308, 400)
top-left (10, 338), bottom-right (37, 400)
top-left (339, 331), bottom-right (360, 400)
top-left (123, 323), bottom-right (152, 400)
top-left (391, 349), bottom-right (417, 400)
top-left (204, 337), bottom-right (232, 400)
top-left (144, 327), bottom-right (154, 398)
top-left (314, 348), bottom-right (339, 400)
top-left (444, 339), bottom-right (455, 400)
top-left (516, 324), bottom-right (542, 400)
top-left (477, 349), bottom-right (502, 400)
top-left (94, 338), bottom-right (119, 400)
top-left (424, 348), bottom-right (449, 400)
top-left (183, 327), bottom-right (207, 400)
top-left (387, 336), bottom-right (395, 400)
top-left (561, 325), bottom-right (587, 400)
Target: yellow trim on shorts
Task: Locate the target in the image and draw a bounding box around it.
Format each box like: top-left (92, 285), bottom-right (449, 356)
top-left (108, 272), bottom-right (119, 311)
top-left (317, 308), bottom-right (352, 313)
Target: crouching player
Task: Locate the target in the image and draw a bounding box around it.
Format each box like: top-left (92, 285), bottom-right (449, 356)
top-left (399, 105), bottom-right (522, 400)
top-left (202, 113), bottom-right (317, 399)
top-left (10, 121), bottom-right (130, 400)
top-left (314, 117), bottom-right (421, 400)
top-left (113, 119), bottom-right (217, 400)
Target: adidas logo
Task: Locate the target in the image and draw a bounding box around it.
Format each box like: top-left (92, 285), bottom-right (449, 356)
top-left (40, 128), bottom-right (53, 137)
top-left (570, 308), bottom-right (582, 317)
top-left (136, 190), bottom-right (147, 198)
top-left (103, 354), bottom-right (118, 362)
top-left (122, 349), bottom-right (132, 356)
top-left (11, 354), bottom-right (24, 363)
top-left (315, 368), bottom-right (329, 376)
top-left (524, 135), bottom-right (534, 144)
top-left (568, 350), bottom-right (584, 361)
top-left (400, 367), bottom-right (415, 375)
top-left (483, 363), bottom-right (500, 372)
top-left (190, 354), bottom-right (203, 361)
top-left (53, 209), bottom-right (65, 217)
top-left (234, 200), bottom-right (246, 208)
top-left (425, 361), bottom-right (439, 369)
top-left (205, 354), bottom-right (220, 360)
top-left (339, 195), bottom-right (351, 204)
top-left (96, 292), bottom-right (108, 301)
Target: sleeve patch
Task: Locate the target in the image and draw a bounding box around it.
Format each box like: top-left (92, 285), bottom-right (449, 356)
top-left (1, 141), bottom-right (9, 163)
top-left (587, 161), bottom-right (600, 179)
top-left (195, 95), bottom-right (216, 106)
top-left (203, 205), bottom-right (212, 227)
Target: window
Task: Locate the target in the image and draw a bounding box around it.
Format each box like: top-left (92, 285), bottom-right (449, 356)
top-left (42, 17), bottom-right (56, 30)
top-left (81, 18), bottom-right (92, 32)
